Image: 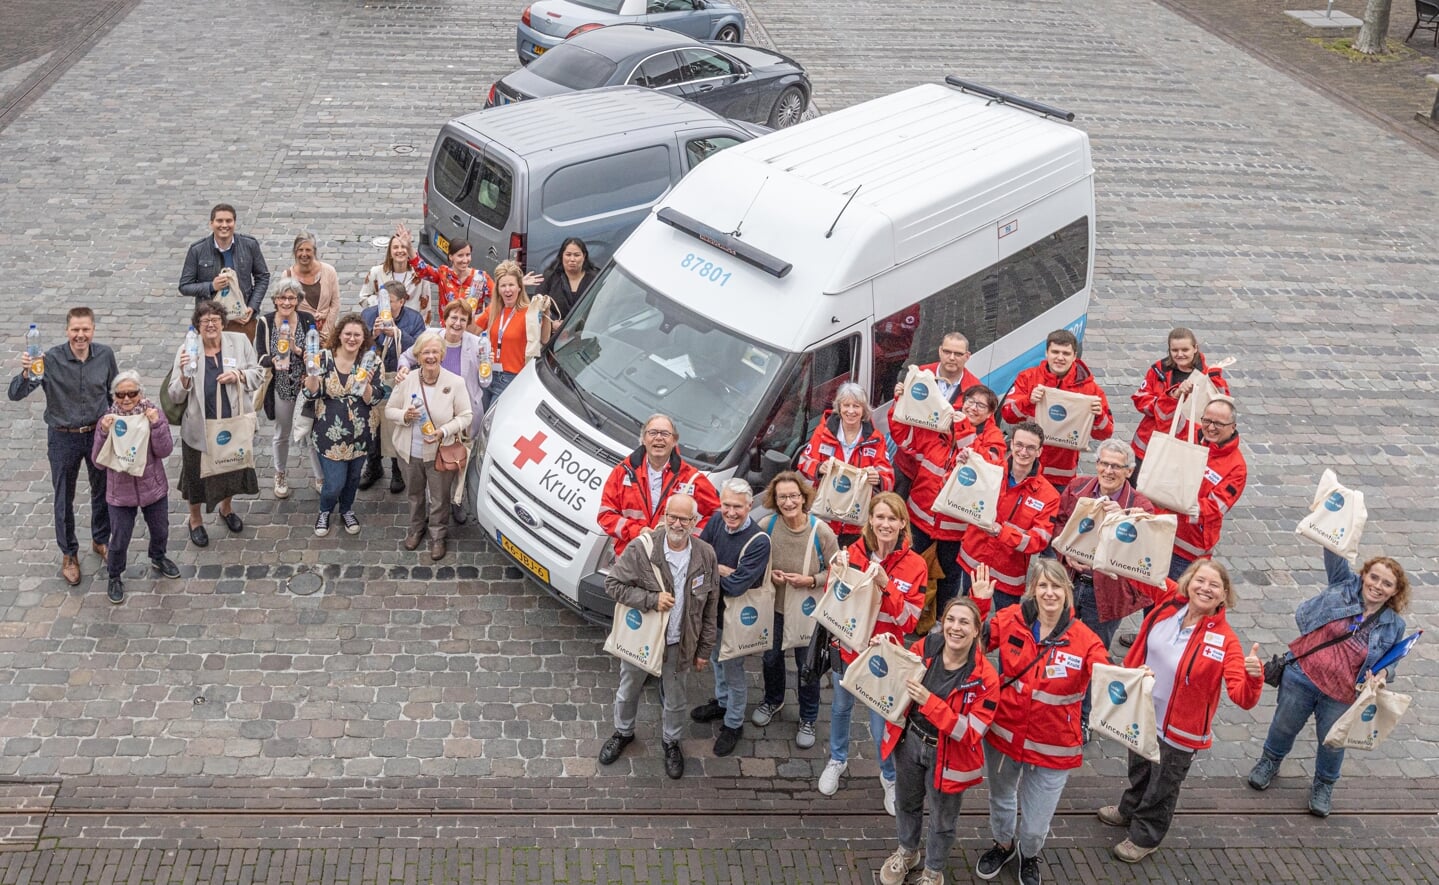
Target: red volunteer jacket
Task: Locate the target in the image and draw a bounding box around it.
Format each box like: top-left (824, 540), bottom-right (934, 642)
top-left (1123, 578), bottom-right (1263, 751)
top-left (958, 461), bottom-right (1060, 595)
top-left (597, 446), bottom-right (719, 555)
top-left (835, 539), bottom-right (926, 665)
top-left (893, 362), bottom-right (980, 482)
top-left (880, 634), bottom-right (999, 794)
top-left (797, 411), bottom-right (894, 536)
top-left (1000, 358), bottom-right (1115, 485)
top-left (1171, 431), bottom-right (1247, 561)
top-left (1055, 476), bottom-right (1155, 622)
top-left (1130, 354), bottom-right (1230, 460)
top-left (891, 417), bottom-right (1005, 543)
top-left (984, 601), bottom-right (1109, 770)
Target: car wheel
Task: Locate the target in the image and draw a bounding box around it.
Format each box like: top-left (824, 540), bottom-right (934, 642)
top-left (767, 85), bottom-right (806, 128)
top-left (715, 23), bottom-right (741, 42)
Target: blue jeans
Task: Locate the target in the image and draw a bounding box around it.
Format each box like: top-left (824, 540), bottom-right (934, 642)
top-left (1261, 663), bottom-right (1350, 784)
top-left (483, 371), bottom-right (517, 411)
top-left (829, 657), bottom-right (896, 782)
top-left (318, 455), bottom-right (363, 514)
top-left (761, 613), bottom-right (820, 723)
top-left (48, 427), bottom-right (109, 555)
top-left (711, 627), bottom-right (749, 730)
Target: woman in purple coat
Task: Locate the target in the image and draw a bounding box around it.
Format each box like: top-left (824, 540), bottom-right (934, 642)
top-left (91, 371), bottom-right (180, 605)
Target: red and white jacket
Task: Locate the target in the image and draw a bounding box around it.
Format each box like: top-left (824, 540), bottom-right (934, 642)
top-left (984, 601), bottom-right (1109, 770)
top-left (797, 410), bottom-right (894, 536)
top-left (1000, 358), bottom-right (1115, 485)
top-left (891, 416), bottom-right (1004, 543)
top-left (596, 446), bottom-right (719, 556)
top-left (1171, 431), bottom-right (1247, 561)
top-left (881, 634), bottom-right (999, 794)
top-left (835, 539), bottom-right (926, 666)
top-left (892, 362), bottom-right (980, 482)
top-left (1130, 354), bottom-right (1230, 460)
top-left (958, 461), bottom-right (1060, 596)
top-left (1124, 577), bottom-right (1263, 751)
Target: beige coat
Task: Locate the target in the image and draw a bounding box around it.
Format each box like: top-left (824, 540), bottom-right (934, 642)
top-left (281, 261), bottom-right (341, 332)
top-left (384, 368), bottom-right (472, 463)
top-left (167, 331), bottom-right (263, 450)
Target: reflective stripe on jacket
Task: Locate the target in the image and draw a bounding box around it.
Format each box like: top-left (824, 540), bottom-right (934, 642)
top-left (597, 446), bottom-right (719, 555)
top-left (958, 462), bottom-right (1059, 595)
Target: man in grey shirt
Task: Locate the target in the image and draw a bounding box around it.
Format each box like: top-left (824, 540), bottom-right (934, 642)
top-left (8, 307), bottom-right (118, 586)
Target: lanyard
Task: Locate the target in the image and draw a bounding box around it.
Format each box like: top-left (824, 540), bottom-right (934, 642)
top-left (493, 307), bottom-right (519, 364)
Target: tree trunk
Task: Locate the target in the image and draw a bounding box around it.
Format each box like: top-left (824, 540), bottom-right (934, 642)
top-left (1353, 0), bottom-right (1393, 55)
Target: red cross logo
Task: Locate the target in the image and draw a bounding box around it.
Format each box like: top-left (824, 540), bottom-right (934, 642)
top-left (513, 431), bottom-right (548, 470)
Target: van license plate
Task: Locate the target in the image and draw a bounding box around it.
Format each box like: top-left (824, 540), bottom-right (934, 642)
top-left (435, 233), bottom-right (449, 255)
top-left (532, 45), bottom-right (546, 56)
top-left (499, 531), bottom-right (550, 583)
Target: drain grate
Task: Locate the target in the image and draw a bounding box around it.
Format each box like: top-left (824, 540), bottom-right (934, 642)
top-left (286, 570), bottom-right (325, 596)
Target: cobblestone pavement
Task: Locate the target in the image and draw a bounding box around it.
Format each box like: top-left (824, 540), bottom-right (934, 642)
top-left (0, 0), bottom-right (1436, 880)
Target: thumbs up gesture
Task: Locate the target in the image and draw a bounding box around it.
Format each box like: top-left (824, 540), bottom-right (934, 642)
top-left (1244, 643), bottom-right (1264, 679)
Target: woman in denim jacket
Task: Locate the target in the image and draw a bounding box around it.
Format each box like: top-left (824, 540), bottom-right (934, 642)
top-left (1247, 549), bottom-right (1410, 817)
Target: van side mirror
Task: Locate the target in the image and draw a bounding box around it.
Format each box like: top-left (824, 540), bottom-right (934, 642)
top-left (745, 448), bottom-right (789, 490)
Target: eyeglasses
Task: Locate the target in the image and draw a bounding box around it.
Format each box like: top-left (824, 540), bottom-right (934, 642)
top-left (114, 390), bottom-right (140, 400)
top-left (274, 295), bottom-right (298, 303)
top-left (199, 318), bottom-right (223, 326)
top-left (940, 349), bottom-right (969, 358)
top-left (645, 429), bottom-right (674, 440)
top-left (664, 513), bottom-right (696, 524)
top-left (776, 493), bottom-right (804, 502)
top-left (1200, 418), bottom-right (1235, 428)
top-left (1011, 442), bottom-right (1042, 454)
top-left (1096, 461), bottom-right (1130, 472)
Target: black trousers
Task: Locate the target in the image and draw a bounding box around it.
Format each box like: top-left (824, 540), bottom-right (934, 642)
top-left (107, 499), bottom-right (169, 578)
top-left (1119, 741), bottom-right (1195, 848)
top-left (48, 427), bottom-right (108, 555)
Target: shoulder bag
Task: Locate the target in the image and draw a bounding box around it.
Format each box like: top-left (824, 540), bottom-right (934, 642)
top-left (419, 381), bottom-right (468, 473)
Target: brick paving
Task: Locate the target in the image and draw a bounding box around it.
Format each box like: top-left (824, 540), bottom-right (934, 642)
top-left (0, 0), bottom-right (1437, 881)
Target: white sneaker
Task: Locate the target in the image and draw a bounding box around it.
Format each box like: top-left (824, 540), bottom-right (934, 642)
top-left (882, 777), bottom-right (897, 816)
top-left (795, 721), bottom-right (817, 749)
top-left (916, 870), bottom-right (945, 885)
top-left (273, 472), bottom-right (290, 499)
top-left (818, 759), bottom-right (847, 796)
top-left (751, 702), bottom-right (784, 726)
top-left (878, 847), bottom-right (921, 885)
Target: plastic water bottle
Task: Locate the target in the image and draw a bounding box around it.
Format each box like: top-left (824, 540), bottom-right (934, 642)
top-left (351, 348), bottom-right (377, 394)
top-left (275, 320), bottom-right (292, 371)
top-left (478, 332), bottom-right (493, 381)
top-left (378, 292), bottom-right (393, 328)
top-left (411, 393), bottom-right (436, 436)
top-left (305, 328), bottom-right (322, 377)
top-left (24, 324), bottom-right (43, 379)
top-left (182, 326), bottom-right (201, 378)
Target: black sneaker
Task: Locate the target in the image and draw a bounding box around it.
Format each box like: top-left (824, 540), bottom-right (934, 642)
top-left (691, 698), bottom-right (725, 722)
top-left (713, 724), bottom-right (742, 757)
top-left (106, 577), bottom-right (125, 605)
top-left (1019, 853), bottom-right (1042, 885)
top-left (315, 511), bottom-right (332, 537)
top-left (341, 511), bottom-right (361, 535)
top-left (389, 470), bottom-right (406, 494)
top-left (598, 731), bottom-right (634, 765)
top-left (975, 842), bottom-right (1017, 880)
top-left (451, 503), bottom-right (469, 525)
top-left (151, 557), bottom-right (181, 579)
top-left (663, 740), bottom-right (685, 779)
top-left (358, 467), bottom-right (382, 491)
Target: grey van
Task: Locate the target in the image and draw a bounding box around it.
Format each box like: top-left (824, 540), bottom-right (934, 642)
top-left (418, 86), bottom-right (765, 275)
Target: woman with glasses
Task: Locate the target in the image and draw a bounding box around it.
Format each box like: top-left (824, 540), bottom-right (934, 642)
top-left (169, 301), bottom-right (263, 547)
top-left (254, 279), bottom-right (321, 499)
top-left (1129, 327), bottom-right (1229, 481)
top-left (797, 382), bottom-right (894, 548)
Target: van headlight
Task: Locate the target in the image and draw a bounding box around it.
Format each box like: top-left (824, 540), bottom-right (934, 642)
top-left (596, 537), bottom-right (617, 575)
top-left (482, 402), bottom-right (496, 439)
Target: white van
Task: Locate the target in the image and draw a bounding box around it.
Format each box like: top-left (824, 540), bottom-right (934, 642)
top-left (476, 78), bottom-right (1096, 621)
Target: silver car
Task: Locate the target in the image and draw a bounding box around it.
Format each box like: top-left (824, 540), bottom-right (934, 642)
top-left (516, 0), bottom-right (744, 65)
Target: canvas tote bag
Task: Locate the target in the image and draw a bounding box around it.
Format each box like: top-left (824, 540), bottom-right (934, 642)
top-left (719, 533), bottom-right (777, 661)
top-left (1052, 496), bottom-right (1107, 568)
top-left (1035, 386), bottom-right (1099, 452)
top-left (891, 365), bottom-right (955, 432)
top-left (813, 549), bottom-right (884, 653)
top-left (810, 457), bottom-right (872, 526)
top-left (212, 268), bottom-right (249, 320)
top-left (840, 634), bottom-right (926, 724)
top-left (933, 455), bottom-right (1003, 531)
top-left (95, 413), bottom-right (152, 478)
top-left (1136, 390), bottom-right (1207, 517)
top-left (1088, 663), bottom-right (1161, 762)
top-left (781, 518), bottom-right (826, 649)
top-left (602, 533), bottom-right (669, 677)
top-left (524, 295), bottom-right (561, 361)
top-left (200, 384), bottom-right (258, 478)
top-left (1296, 468), bottom-right (1368, 565)
top-left (1092, 509), bottom-right (1176, 588)
top-left (1323, 672), bottom-right (1411, 751)
top-left (1173, 356), bottom-right (1236, 419)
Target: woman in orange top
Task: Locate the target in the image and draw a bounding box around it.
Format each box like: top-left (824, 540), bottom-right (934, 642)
top-left (484, 260), bottom-right (552, 406)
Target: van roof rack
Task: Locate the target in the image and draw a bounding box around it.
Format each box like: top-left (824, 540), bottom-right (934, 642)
top-left (656, 207), bottom-right (792, 278)
top-left (943, 76), bottom-right (1075, 122)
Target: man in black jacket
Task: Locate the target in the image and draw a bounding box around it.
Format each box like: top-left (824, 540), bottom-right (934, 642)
top-left (178, 203), bottom-right (270, 336)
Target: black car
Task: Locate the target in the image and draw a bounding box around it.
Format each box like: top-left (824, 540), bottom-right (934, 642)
top-left (486, 24), bottom-right (810, 128)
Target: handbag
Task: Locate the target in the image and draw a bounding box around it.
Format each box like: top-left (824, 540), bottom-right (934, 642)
top-left (251, 368), bottom-right (273, 415)
top-left (718, 534), bottom-right (776, 661)
top-left (1052, 496), bottom-right (1107, 568)
top-left (159, 368), bottom-right (186, 425)
top-left (524, 294), bottom-right (561, 361)
top-left (798, 624), bottom-right (834, 687)
top-left (601, 533), bottom-right (669, 677)
top-left (812, 549), bottom-right (884, 653)
top-left (199, 384), bottom-right (257, 478)
top-left (809, 457), bottom-right (872, 526)
top-left (419, 382), bottom-right (468, 473)
top-left (839, 634), bottom-right (926, 724)
top-left (1088, 663), bottom-right (1160, 762)
top-left (1034, 386), bottom-right (1099, 451)
top-left (1136, 388), bottom-right (1207, 517)
top-left (891, 365), bottom-right (955, 432)
top-left (95, 412), bottom-right (152, 478)
top-left (1323, 672), bottom-right (1411, 751)
top-left (1295, 468), bottom-right (1367, 565)
top-left (932, 454), bottom-right (1003, 531)
top-left (1092, 508), bottom-right (1176, 588)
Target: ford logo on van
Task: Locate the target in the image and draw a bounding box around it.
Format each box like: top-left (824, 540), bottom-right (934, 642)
top-left (1324, 492), bottom-right (1346, 513)
top-left (910, 382), bottom-right (930, 400)
top-left (625, 609), bottom-right (643, 630)
top-left (513, 504), bottom-right (541, 530)
top-left (1048, 404), bottom-right (1068, 422)
top-left (740, 606), bottom-right (759, 626)
top-left (1115, 522), bottom-right (1138, 543)
top-left (215, 430), bottom-right (232, 446)
top-left (869, 657), bottom-right (889, 678)
top-left (114, 419), bottom-right (128, 436)
top-left (956, 466), bottom-right (977, 487)
top-left (833, 580), bottom-right (853, 602)
top-left (833, 475), bottom-right (852, 493)
top-left (1108, 681), bottom-right (1128, 704)
top-left (1078, 517), bottom-right (1095, 534)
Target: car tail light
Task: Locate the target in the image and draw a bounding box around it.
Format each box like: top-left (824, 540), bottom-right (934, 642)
top-left (566, 23), bottom-right (604, 38)
top-left (509, 233), bottom-right (527, 267)
top-left (488, 83), bottom-right (500, 108)
top-left (422, 175), bottom-right (429, 222)
top-left (521, 5), bottom-right (531, 26)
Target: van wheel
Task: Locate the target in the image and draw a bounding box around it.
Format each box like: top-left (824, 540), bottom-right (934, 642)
top-left (767, 86), bottom-right (806, 129)
top-left (716, 24), bottom-right (741, 42)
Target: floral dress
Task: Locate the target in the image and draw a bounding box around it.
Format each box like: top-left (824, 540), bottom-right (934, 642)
top-left (302, 361), bottom-right (389, 462)
top-left (409, 255), bottom-right (494, 320)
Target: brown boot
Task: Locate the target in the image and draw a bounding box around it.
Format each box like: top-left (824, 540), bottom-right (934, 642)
top-left (430, 538), bottom-right (447, 561)
top-left (61, 554), bottom-right (81, 586)
top-left (403, 530), bottom-right (424, 551)
top-left (92, 541), bottom-right (108, 561)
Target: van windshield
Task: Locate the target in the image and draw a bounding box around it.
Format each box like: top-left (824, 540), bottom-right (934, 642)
top-left (543, 265), bottom-right (790, 467)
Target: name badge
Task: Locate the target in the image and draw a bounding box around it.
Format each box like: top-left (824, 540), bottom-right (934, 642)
top-left (690, 574), bottom-right (705, 589)
top-left (224, 357), bottom-right (237, 368)
top-left (677, 481), bottom-right (695, 495)
top-left (1024, 496), bottom-right (1045, 511)
top-left (1045, 665), bottom-right (1067, 679)
top-left (1202, 646), bottom-right (1225, 662)
top-left (818, 444), bottom-right (835, 456)
top-left (1204, 467), bottom-right (1222, 484)
top-left (1203, 631), bottom-right (1224, 647)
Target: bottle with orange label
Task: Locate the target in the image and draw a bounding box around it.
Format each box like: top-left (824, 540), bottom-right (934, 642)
top-left (478, 331), bottom-right (493, 382)
top-left (412, 394), bottom-right (436, 436)
top-left (24, 324), bottom-right (43, 379)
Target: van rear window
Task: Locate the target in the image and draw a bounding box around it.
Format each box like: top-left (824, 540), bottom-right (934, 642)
top-left (432, 138), bottom-right (474, 207)
top-left (527, 45), bottom-right (620, 91)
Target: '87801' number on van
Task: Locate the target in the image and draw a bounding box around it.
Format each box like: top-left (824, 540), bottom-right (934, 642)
top-left (680, 253), bottom-right (731, 287)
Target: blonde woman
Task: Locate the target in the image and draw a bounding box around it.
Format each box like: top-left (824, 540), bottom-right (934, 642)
top-left (358, 234), bottom-right (427, 320)
top-left (280, 232), bottom-right (341, 332)
top-left (483, 260), bottom-right (551, 405)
